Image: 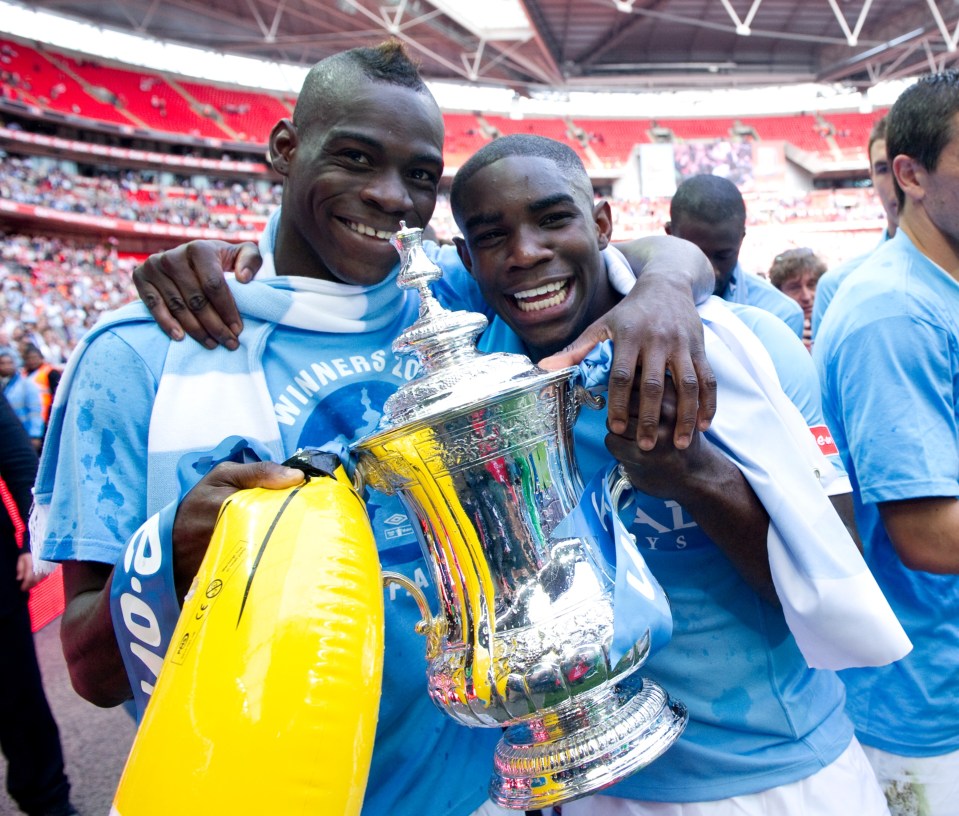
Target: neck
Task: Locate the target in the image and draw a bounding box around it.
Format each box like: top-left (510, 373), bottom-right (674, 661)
top-left (273, 218), bottom-right (335, 282)
top-left (715, 268), bottom-right (735, 297)
top-left (901, 207), bottom-right (959, 282)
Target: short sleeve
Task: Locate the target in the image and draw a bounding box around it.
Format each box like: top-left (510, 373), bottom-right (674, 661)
top-left (831, 314), bottom-right (958, 504)
top-left (41, 327), bottom-right (162, 565)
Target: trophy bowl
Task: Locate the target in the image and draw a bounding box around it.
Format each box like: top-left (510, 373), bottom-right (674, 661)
top-left (352, 224), bottom-right (687, 809)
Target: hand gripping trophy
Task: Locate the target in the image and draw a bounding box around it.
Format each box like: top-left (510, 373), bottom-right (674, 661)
top-left (353, 224), bottom-right (687, 810)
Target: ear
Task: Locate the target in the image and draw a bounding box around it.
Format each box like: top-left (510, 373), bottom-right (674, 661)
top-left (269, 118), bottom-right (297, 177)
top-left (592, 200), bottom-right (613, 249)
top-left (664, 220), bottom-right (673, 236)
top-left (893, 154), bottom-right (924, 203)
top-left (453, 236), bottom-right (474, 275)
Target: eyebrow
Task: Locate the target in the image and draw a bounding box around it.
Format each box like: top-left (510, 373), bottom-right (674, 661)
top-left (464, 191), bottom-right (578, 232)
top-left (326, 128), bottom-right (442, 166)
top-left (529, 192), bottom-right (578, 212)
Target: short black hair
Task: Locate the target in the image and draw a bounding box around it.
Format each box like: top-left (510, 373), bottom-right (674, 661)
top-left (867, 115), bottom-right (888, 162)
top-left (293, 41), bottom-right (430, 128)
top-left (670, 174), bottom-right (746, 227)
top-left (450, 134), bottom-right (591, 228)
top-left (886, 70), bottom-right (959, 207)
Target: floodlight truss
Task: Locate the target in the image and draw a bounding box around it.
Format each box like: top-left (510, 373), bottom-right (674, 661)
top-left (602, 0), bottom-right (959, 88)
top-left (20, 0), bottom-right (959, 92)
top-left (329, 0), bottom-right (563, 87)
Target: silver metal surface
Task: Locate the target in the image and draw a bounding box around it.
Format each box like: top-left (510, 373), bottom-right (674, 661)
top-left (353, 224), bottom-right (686, 809)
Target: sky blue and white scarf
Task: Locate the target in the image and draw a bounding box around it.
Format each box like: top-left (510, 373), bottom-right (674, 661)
top-left (29, 243), bottom-right (409, 720)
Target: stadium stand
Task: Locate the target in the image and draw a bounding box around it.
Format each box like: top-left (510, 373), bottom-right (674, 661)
top-left (0, 39), bottom-right (133, 126)
top-left (0, 31), bottom-right (891, 350)
top-left (56, 55), bottom-right (229, 139)
top-left (746, 113), bottom-right (836, 155)
top-left (1, 232), bottom-right (138, 360)
top-left (175, 79), bottom-right (293, 143)
top-left (0, 36), bottom-right (887, 171)
top-left (572, 118), bottom-right (655, 166)
top-left (441, 112), bottom-right (489, 168)
top-left (479, 114), bottom-right (590, 161)
top-left (821, 110), bottom-right (879, 158)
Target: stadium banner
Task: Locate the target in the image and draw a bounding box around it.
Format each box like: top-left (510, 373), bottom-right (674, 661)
top-left (0, 200), bottom-right (261, 242)
top-left (638, 142), bottom-right (677, 198)
top-left (0, 126), bottom-right (269, 174)
top-left (638, 139), bottom-right (788, 197)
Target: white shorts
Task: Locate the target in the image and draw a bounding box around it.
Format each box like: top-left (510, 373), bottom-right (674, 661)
top-left (557, 738), bottom-right (889, 816)
top-left (861, 743), bottom-right (959, 816)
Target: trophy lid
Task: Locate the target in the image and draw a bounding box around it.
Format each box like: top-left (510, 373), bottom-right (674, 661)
top-left (359, 223), bottom-right (574, 436)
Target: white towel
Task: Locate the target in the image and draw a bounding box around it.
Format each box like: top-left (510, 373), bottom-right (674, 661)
top-left (600, 246), bottom-right (911, 670)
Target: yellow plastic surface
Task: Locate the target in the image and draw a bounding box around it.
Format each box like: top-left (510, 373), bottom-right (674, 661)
top-left (378, 427), bottom-right (500, 706)
top-left (112, 468), bottom-right (383, 815)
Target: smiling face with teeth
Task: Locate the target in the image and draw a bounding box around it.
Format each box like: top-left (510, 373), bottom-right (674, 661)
top-left (452, 153), bottom-right (619, 360)
top-left (269, 76), bottom-right (444, 286)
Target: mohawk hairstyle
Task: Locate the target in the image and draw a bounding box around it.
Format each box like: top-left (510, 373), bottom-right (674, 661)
top-left (294, 41), bottom-right (429, 127)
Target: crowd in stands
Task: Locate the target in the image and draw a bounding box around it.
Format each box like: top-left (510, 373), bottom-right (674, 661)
top-left (1, 154), bottom-right (282, 231)
top-left (0, 147), bottom-right (887, 253)
top-left (0, 137), bottom-right (888, 369)
top-left (0, 234), bottom-right (137, 364)
top-left (0, 162), bottom-right (886, 369)
top-left (428, 185), bottom-right (888, 249)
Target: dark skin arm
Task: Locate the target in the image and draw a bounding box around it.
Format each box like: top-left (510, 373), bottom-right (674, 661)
top-left (879, 497), bottom-right (959, 574)
top-left (132, 235), bottom-right (717, 451)
top-left (59, 460), bottom-right (303, 707)
top-left (543, 235), bottom-right (717, 449)
top-left (830, 491), bottom-right (862, 553)
top-left (61, 560), bottom-right (129, 706)
top-left (133, 240), bottom-right (262, 351)
top-left (605, 380), bottom-right (778, 605)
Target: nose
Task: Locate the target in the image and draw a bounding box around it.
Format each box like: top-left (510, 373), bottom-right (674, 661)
top-left (506, 225), bottom-right (552, 270)
top-left (360, 168), bottom-right (415, 215)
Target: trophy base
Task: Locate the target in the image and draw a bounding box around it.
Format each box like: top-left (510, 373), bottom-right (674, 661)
top-left (489, 673), bottom-right (687, 810)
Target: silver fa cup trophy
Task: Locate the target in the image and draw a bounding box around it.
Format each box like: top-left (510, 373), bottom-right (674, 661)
top-left (352, 224), bottom-right (687, 810)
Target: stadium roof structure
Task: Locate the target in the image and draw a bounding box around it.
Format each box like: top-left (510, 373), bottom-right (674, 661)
top-left (22, 0), bottom-right (959, 93)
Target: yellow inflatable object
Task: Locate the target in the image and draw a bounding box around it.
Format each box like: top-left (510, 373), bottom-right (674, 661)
top-left (111, 467), bottom-right (383, 816)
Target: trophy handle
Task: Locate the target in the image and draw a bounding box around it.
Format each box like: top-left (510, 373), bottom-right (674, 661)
top-left (381, 571), bottom-right (443, 658)
top-left (573, 383), bottom-right (606, 412)
top-left (609, 464), bottom-right (635, 517)
top-left (352, 460), bottom-right (368, 494)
